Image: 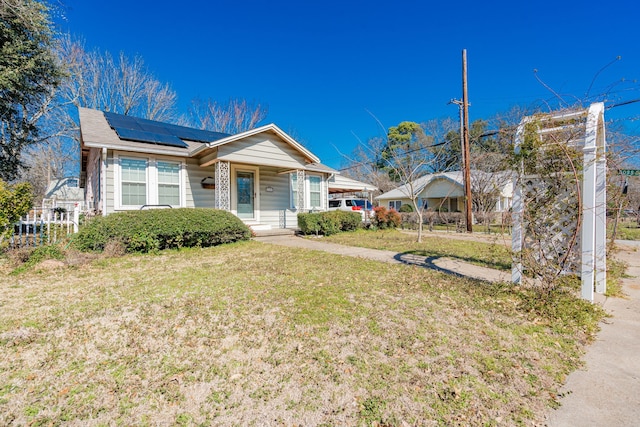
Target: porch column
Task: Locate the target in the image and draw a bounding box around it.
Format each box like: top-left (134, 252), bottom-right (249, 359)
top-left (297, 169), bottom-right (305, 211)
top-left (215, 161), bottom-right (231, 211)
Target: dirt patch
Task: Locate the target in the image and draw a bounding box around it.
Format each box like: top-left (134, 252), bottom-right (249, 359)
top-left (36, 259), bottom-right (66, 270)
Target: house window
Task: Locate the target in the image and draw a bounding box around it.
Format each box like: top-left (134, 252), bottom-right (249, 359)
top-left (158, 161), bottom-right (180, 205)
top-left (389, 200), bottom-right (402, 211)
top-left (121, 158), bottom-right (147, 206)
top-left (309, 175), bottom-right (321, 209)
top-left (116, 154), bottom-right (184, 210)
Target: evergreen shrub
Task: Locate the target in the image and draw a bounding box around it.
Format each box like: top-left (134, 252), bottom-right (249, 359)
top-left (298, 211), bottom-right (362, 235)
top-left (74, 208), bottom-right (251, 253)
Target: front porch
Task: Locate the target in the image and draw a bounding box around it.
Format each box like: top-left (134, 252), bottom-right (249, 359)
top-left (208, 160), bottom-right (329, 230)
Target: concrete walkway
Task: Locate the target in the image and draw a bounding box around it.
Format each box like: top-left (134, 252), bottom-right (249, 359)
top-left (547, 241), bottom-right (640, 426)
top-left (254, 234), bottom-right (509, 282)
top-left (255, 234), bottom-right (640, 426)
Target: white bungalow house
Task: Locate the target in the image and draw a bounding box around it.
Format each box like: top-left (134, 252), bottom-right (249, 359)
top-left (375, 170), bottom-right (514, 213)
top-left (79, 107), bottom-right (375, 230)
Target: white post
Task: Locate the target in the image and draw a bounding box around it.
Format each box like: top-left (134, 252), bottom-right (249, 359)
top-left (511, 120), bottom-right (526, 284)
top-left (581, 102), bottom-right (605, 301)
top-left (593, 103), bottom-right (607, 294)
top-left (73, 205), bottom-right (80, 233)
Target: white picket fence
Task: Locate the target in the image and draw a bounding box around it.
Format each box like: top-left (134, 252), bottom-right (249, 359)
top-left (9, 206), bottom-right (80, 249)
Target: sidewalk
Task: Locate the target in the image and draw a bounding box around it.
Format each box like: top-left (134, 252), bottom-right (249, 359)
top-left (255, 234), bottom-right (640, 426)
top-left (254, 234), bottom-right (509, 282)
top-left (546, 241), bottom-right (640, 426)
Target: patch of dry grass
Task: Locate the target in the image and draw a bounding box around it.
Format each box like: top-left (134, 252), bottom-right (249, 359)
top-left (326, 229), bottom-right (512, 271)
top-left (0, 240), bottom-right (603, 425)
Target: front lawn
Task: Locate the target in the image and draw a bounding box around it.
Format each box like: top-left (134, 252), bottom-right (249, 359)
top-left (0, 240), bottom-right (603, 425)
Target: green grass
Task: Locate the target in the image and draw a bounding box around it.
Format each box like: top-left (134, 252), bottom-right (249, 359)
top-left (324, 229), bottom-right (513, 271)
top-left (609, 219), bottom-right (640, 241)
top-left (0, 239), bottom-right (604, 425)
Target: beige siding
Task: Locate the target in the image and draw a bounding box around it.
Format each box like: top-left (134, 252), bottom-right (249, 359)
top-left (217, 133), bottom-right (309, 169)
top-left (420, 178), bottom-right (464, 199)
top-left (186, 158), bottom-right (215, 208)
top-left (257, 167), bottom-right (296, 228)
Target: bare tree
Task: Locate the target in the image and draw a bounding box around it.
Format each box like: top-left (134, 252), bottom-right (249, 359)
top-left (379, 122), bottom-right (437, 242)
top-left (55, 36), bottom-right (178, 122)
top-left (187, 98), bottom-right (268, 134)
top-left (340, 136), bottom-right (395, 196)
top-left (17, 35), bottom-right (180, 191)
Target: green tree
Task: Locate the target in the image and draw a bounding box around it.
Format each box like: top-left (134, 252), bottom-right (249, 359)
top-left (0, 0), bottom-right (63, 181)
top-left (0, 179), bottom-right (32, 245)
top-left (380, 121), bottom-right (433, 242)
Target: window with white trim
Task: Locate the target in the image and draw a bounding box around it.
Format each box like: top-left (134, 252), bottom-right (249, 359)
top-left (389, 200), bottom-right (402, 211)
top-left (116, 154), bottom-right (184, 209)
top-left (309, 175), bottom-right (322, 209)
top-left (157, 161), bottom-right (180, 205)
top-left (121, 158), bottom-right (147, 206)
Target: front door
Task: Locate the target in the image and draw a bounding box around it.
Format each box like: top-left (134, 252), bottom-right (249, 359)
top-left (236, 171), bottom-right (254, 219)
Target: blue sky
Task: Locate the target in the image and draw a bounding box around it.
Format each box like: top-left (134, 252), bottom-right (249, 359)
top-left (55, 0), bottom-right (640, 169)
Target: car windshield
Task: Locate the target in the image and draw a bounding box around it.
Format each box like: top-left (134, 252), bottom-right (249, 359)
top-left (353, 200), bottom-right (372, 210)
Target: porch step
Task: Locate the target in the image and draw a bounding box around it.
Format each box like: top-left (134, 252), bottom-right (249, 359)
top-left (251, 228), bottom-right (297, 237)
top-left (247, 223), bottom-right (272, 231)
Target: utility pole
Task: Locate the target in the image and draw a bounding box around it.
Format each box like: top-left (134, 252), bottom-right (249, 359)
top-left (462, 49), bottom-right (473, 233)
top-left (448, 99), bottom-right (465, 172)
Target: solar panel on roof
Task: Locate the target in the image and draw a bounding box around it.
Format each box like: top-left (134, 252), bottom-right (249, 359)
top-left (103, 111), bottom-right (230, 146)
top-left (114, 128), bottom-right (188, 148)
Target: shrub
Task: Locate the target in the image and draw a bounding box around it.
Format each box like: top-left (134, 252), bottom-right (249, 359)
top-left (297, 212), bottom-right (322, 235)
top-left (372, 206), bottom-right (401, 229)
top-left (399, 203), bottom-right (414, 213)
top-left (74, 208), bottom-right (251, 253)
top-left (0, 180), bottom-right (33, 248)
top-left (297, 211), bottom-right (362, 235)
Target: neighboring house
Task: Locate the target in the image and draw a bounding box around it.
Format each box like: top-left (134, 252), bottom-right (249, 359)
top-left (375, 170), bottom-right (513, 213)
top-left (327, 174), bottom-right (379, 196)
top-left (43, 177), bottom-right (85, 211)
top-left (79, 107), bottom-right (370, 230)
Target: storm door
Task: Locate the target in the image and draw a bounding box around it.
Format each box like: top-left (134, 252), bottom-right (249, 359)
top-left (236, 171), bottom-right (255, 219)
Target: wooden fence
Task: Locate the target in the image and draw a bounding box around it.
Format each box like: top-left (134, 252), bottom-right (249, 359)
top-left (8, 207), bottom-right (80, 249)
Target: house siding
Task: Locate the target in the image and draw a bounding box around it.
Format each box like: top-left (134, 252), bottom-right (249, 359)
top-left (186, 158), bottom-right (215, 208)
top-left (217, 133), bottom-right (309, 169)
top-left (257, 167), bottom-right (298, 228)
top-left (85, 147), bottom-right (101, 212)
top-left (420, 179), bottom-right (464, 199)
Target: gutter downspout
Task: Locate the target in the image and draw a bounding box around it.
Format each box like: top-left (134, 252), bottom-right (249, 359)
top-left (102, 147), bottom-right (107, 217)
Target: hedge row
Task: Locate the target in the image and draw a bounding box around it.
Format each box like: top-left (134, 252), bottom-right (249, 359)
top-left (297, 210), bottom-right (362, 236)
top-left (74, 208), bottom-right (251, 253)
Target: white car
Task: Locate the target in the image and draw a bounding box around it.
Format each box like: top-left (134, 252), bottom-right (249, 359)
top-left (328, 198), bottom-right (374, 220)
